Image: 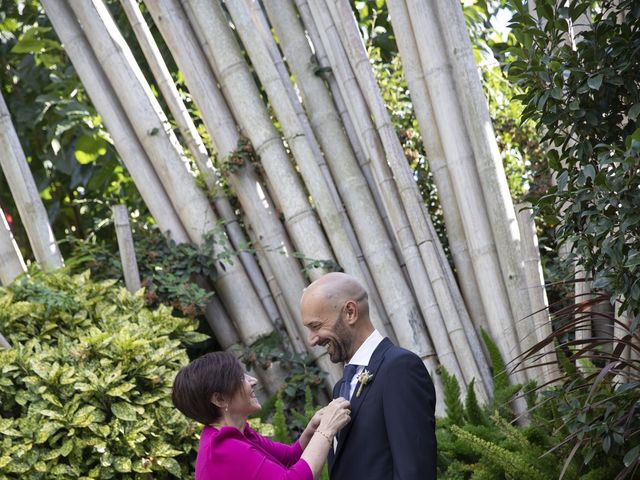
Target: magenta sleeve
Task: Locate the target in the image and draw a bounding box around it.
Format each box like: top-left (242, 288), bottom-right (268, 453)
top-left (243, 426), bottom-right (304, 467)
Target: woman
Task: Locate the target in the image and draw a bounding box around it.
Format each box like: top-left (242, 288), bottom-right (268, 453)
top-left (172, 351), bottom-right (351, 479)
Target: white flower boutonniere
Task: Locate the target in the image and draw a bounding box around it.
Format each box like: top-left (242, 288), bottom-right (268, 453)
top-left (355, 369), bottom-right (374, 398)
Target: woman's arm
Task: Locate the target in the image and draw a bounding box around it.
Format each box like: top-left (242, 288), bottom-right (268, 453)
top-left (299, 398), bottom-right (350, 478)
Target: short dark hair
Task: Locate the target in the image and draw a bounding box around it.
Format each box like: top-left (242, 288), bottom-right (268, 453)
top-left (172, 351), bottom-right (244, 425)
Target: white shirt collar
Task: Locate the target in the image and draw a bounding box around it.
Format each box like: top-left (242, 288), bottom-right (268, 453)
top-left (347, 329), bottom-right (384, 367)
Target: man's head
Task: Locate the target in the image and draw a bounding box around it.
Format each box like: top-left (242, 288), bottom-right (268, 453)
top-left (300, 272), bottom-right (373, 363)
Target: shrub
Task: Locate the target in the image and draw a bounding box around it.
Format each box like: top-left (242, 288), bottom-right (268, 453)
top-left (0, 270), bottom-right (205, 478)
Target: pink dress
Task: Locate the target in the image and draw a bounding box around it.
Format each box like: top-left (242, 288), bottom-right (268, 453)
top-left (195, 424), bottom-right (313, 480)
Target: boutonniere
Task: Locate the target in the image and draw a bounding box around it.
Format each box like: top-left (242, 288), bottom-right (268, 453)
top-left (355, 369), bottom-right (373, 397)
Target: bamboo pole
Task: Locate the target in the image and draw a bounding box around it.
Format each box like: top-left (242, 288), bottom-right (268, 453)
top-left (0, 92), bottom-right (63, 270)
top-left (0, 206), bottom-right (26, 285)
top-left (118, 0), bottom-right (283, 331)
top-left (325, 0), bottom-right (491, 399)
top-left (112, 204), bottom-right (142, 293)
top-left (516, 203), bottom-right (559, 384)
top-left (42, 0), bottom-right (248, 356)
top-left (391, 0), bottom-right (526, 386)
top-left (260, 0), bottom-right (401, 342)
top-left (143, 0), bottom-right (307, 341)
top-left (227, 0), bottom-right (393, 338)
top-left (613, 301), bottom-right (631, 384)
top-left (144, 0), bottom-right (340, 382)
top-left (294, 0), bottom-right (403, 267)
top-left (306, 0), bottom-right (472, 399)
top-left (432, 0), bottom-right (535, 350)
top-left (186, 0), bottom-right (335, 280)
top-left (42, 0), bottom-right (188, 244)
top-left (66, 0), bottom-right (274, 347)
top-left (384, 0), bottom-right (487, 335)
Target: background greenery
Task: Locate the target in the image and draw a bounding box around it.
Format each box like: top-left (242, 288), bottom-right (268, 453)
top-left (1, 0), bottom-right (639, 478)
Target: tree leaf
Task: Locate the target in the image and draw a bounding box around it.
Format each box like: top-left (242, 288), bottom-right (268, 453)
top-left (587, 74), bottom-right (604, 90)
top-left (75, 135), bottom-right (107, 165)
top-left (629, 104), bottom-right (640, 122)
top-left (624, 444), bottom-right (640, 467)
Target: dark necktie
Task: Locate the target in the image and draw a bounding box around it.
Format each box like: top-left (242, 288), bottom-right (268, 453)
top-left (338, 364), bottom-right (358, 400)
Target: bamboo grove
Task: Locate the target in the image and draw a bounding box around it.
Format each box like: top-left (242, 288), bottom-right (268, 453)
top-left (1, 0), bottom-right (563, 414)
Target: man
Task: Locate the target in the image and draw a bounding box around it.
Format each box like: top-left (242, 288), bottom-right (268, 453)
top-left (301, 272), bottom-right (437, 480)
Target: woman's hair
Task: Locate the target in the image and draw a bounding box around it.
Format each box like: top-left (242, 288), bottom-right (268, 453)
top-left (172, 351), bottom-right (245, 425)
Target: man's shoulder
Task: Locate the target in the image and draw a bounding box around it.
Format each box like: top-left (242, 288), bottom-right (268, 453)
top-left (381, 342), bottom-right (426, 371)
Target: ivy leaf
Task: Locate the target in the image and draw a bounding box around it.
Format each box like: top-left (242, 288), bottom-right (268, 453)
top-left (629, 104), bottom-right (640, 122)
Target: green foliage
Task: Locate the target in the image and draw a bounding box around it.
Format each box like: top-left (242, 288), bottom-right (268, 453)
top-left (506, 0), bottom-right (640, 318)
top-left (480, 328), bottom-right (509, 391)
top-left (0, 1), bottom-right (143, 253)
top-left (271, 391), bottom-right (291, 444)
top-left (464, 379), bottom-right (490, 427)
top-left (0, 269), bottom-right (205, 478)
top-left (441, 367), bottom-right (465, 426)
top-left (66, 223), bottom-right (227, 320)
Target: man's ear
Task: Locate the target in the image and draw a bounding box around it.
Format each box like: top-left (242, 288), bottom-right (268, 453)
top-left (344, 299), bottom-right (358, 325)
top-left (211, 392), bottom-right (226, 409)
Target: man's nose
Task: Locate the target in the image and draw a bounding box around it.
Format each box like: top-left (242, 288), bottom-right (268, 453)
top-left (307, 331), bottom-right (318, 346)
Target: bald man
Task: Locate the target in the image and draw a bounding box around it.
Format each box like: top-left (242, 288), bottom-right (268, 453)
top-left (301, 272), bottom-right (436, 480)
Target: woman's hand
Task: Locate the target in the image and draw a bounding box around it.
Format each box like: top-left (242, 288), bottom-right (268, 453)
top-left (317, 398), bottom-right (351, 436)
top-left (307, 407), bottom-right (324, 432)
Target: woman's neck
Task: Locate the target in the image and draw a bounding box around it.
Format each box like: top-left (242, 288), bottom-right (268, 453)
top-left (212, 414), bottom-right (247, 431)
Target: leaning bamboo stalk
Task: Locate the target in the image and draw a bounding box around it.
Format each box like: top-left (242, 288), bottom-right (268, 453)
top-left (66, 0), bottom-right (274, 346)
top-left (0, 333), bottom-right (10, 349)
top-left (385, 0), bottom-right (487, 336)
top-left (432, 0), bottom-right (535, 349)
top-left (516, 203), bottom-right (559, 384)
top-left (42, 0), bottom-right (246, 354)
top-left (227, 0), bottom-right (392, 337)
top-left (307, 0), bottom-right (468, 391)
top-left (613, 301), bottom-right (631, 384)
top-left (246, 226), bottom-right (305, 354)
top-left (391, 0), bottom-right (526, 385)
top-left (112, 204), bottom-right (142, 293)
top-left (261, 0), bottom-right (403, 342)
top-left (324, 0), bottom-right (489, 398)
top-left (186, 0), bottom-right (336, 280)
top-left (144, 0), bottom-right (308, 339)
top-left (295, 0), bottom-right (402, 259)
top-left (0, 206), bottom-right (26, 285)
top-left (0, 92), bottom-right (63, 270)
top-left (119, 0), bottom-right (282, 332)
top-left (145, 0), bottom-right (340, 382)
top-left (42, 0), bottom-right (188, 244)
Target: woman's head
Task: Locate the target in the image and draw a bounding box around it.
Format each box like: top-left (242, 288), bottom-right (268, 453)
top-left (172, 351), bottom-right (259, 425)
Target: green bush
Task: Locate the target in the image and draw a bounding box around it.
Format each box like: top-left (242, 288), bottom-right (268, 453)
top-left (0, 270), bottom-right (205, 478)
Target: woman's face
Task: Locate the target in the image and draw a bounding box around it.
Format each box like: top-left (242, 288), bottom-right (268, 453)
top-left (228, 373), bottom-right (261, 417)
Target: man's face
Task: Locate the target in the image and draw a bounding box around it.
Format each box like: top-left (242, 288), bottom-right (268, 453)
top-left (303, 303), bottom-right (354, 363)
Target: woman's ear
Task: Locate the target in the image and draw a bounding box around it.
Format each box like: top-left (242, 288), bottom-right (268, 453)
top-left (211, 392), bottom-right (226, 409)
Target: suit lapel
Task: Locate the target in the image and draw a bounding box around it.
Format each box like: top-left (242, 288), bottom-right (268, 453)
top-left (330, 338), bottom-right (393, 473)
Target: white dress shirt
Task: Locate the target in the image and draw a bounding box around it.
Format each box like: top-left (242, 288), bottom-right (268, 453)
top-left (343, 329), bottom-right (384, 400)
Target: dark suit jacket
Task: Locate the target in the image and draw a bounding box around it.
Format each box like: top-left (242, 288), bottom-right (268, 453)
top-left (328, 338), bottom-right (436, 480)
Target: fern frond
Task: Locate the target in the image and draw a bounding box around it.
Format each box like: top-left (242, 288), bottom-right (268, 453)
top-left (465, 378), bottom-right (490, 427)
top-left (480, 328), bottom-right (509, 392)
top-left (451, 425), bottom-right (547, 480)
top-left (441, 367), bottom-right (465, 426)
